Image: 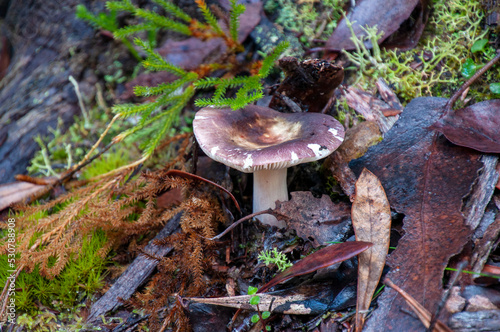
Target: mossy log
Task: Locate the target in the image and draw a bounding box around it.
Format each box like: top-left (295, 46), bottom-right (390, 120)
top-left (0, 0), bottom-right (107, 184)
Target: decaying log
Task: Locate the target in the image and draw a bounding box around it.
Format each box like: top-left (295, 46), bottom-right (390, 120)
top-left (0, 0), bottom-right (115, 184)
top-left (87, 213), bottom-right (181, 325)
top-left (448, 310), bottom-right (500, 332)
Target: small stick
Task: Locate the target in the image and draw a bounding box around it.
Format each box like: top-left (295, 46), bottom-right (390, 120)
top-left (56, 140), bottom-right (115, 185)
top-left (166, 169), bottom-right (241, 213)
top-left (444, 51), bottom-right (500, 114)
top-left (207, 209), bottom-right (274, 240)
top-left (427, 260), bottom-right (467, 332)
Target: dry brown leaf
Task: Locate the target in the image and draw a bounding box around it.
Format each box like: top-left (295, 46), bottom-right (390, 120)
top-left (274, 192), bottom-right (351, 245)
top-left (351, 97), bottom-right (483, 331)
top-left (384, 278), bottom-right (453, 332)
top-left (0, 181), bottom-right (49, 211)
top-left (352, 168), bottom-right (391, 332)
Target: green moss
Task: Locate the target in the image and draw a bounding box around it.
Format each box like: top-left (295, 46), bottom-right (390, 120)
top-left (344, 0), bottom-right (488, 102)
top-left (80, 148), bottom-right (130, 179)
top-left (0, 230), bottom-right (110, 316)
top-left (264, 0), bottom-right (346, 47)
top-left (27, 101), bottom-right (139, 179)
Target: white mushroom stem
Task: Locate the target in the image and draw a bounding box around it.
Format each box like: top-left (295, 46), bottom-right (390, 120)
top-left (253, 168), bottom-right (288, 228)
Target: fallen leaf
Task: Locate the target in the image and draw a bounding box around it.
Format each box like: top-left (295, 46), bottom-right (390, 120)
top-left (0, 36), bottom-right (11, 80)
top-left (342, 85), bottom-right (400, 133)
top-left (323, 121), bottom-right (382, 200)
top-left (187, 302), bottom-right (234, 332)
top-left (0, 180), bottom-right (51, 211)
top-left (350, 97), bottom-right (483, 331)
top-left (384, 278), bottom-right (453, 332)
top-left (258, 241), bottom-right (372, 293)
top-left (274, 191), bottom-right (351, 245)
top-left (335, 121), bottom-right (382, 163)
top-left (431, 99), bottom-right (500, 153)
top-left (156, 187), bottom-right (183, 208)
top-left (326, 0), bottom-right (429, 51)
top-left (352, 168), bottom-right (391, 332)
top-left (188, 283), bottom-right (336, 315)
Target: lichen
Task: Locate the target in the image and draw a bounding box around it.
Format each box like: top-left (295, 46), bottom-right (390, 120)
top-left (264, 0), bottom-right (346, 47)
top-left (344, 0), bottom-right (488, 102)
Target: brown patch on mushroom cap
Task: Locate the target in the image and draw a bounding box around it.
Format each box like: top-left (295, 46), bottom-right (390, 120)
top-left (193, 105), bottom-right (345, 173)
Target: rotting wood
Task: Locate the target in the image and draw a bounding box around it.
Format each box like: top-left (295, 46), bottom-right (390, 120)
top-left (87, 213), bottom-right (181, 324)
top-left (0, 0), bottom-right (121, 184)
top-left (471, 198), bottom-right (500, 277)
top-left (462, 155), bottom-right (499, 230)
top-left (448, 309), bottom-right (500, 332)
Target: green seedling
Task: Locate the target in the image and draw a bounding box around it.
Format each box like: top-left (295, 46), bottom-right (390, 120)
top-left (248, 286), bottom-right (271, 331)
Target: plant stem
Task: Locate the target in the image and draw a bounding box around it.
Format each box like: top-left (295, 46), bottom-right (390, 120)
top-left (444, 50), bottom-right (500, 113)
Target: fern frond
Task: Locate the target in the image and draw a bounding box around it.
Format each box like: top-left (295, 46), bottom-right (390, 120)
top-left (133, 83), bottom-right (173, 97)
top-left (134, 38), bottom-right (187, 77)
top-left (134, 73), bottom-right (198, 97)
top-left (153, 0), bottom-right (191, 23)
top-left (229, 0), bottom-right (245, 42)
top-left (114, 23), bottom-right (157, 39)
top-left (194, 75), bottom-right (263, 110)
top-left (106, 0), bottom-right (135, 13)
top-left (76, 5), bottom-right (118, 32)
top-left (135, 8), bottom-right (192, 35)
top-left (119, 86), bottom-right (195, 146)
top-left (192, 76), bottom-right (221, 89)
top-left (194, 0), bottom-right (223, 36)
top-left (112, 101), bottom-right (160, 118)
top-left (259, 40), bottom-right (290, 77)
top-left (142, 104), bottom-right (181, 158)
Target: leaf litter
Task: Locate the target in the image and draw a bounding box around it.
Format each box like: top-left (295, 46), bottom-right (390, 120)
top-left (351, 97), bottom-right (484, 331)
top-left (351, 168), bottom-right (391, 332)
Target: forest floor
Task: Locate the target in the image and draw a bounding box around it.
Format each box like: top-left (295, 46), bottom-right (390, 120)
top-left (0, 0), bottom-right (500, 331)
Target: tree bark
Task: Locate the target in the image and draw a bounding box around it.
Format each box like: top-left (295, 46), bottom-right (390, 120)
top-left (0, 0), bottom-right (107, 183)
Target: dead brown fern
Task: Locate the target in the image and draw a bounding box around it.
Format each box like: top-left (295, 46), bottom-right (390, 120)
top-left (124, 179), bottom-right (227, 332)
top-left (0, 133), bottom-right (195, 320)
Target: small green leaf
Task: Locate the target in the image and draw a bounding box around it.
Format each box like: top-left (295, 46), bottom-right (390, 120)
top-left (471, 39), bottom-right (488, 53)
top-left (461, 58), bottom-right (477, 79)
top-left (247, 286), bottom-right (258, 295)
top-left (490, 83), bottom-right (500, 94)
top-left (266, 326), bottom-right (271, 331)
top-left (249, 295), bottom-right (260, 305)
top-left (262, 311), bottom-right (271, 319)
top-left (251, 314), bottom-right (260, 323)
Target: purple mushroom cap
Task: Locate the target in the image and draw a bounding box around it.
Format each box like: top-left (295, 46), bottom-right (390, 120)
top-left (193, 105), bottom-right (345, 172)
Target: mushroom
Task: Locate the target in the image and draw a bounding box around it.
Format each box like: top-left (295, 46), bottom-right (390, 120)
top-left (193, 105), bottom-right (345, 228)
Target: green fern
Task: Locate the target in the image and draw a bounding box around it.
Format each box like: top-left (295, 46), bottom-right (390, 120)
top-left (76, 4), bottom-right (118, 32)
top-left (76, 4), bottom-right (141, 61)
top-left (194, 0), bottom-right (224, 36)
top-left (259, 40), bottom-right (290, 77)
top-left (229, 0), bottom-right (246, 43)
top-left (78, 0), bottom-right (288, 161)
top-left (153, 0), bottom-right (192, 23)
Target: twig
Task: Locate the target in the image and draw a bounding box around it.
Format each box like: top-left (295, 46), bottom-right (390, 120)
top-left (69, 75), bottom-right (90, 128)
top-left (427, 260), bottom-right (467, 332)
top-left (207, 209), bottom-right (274, 240)
top-left (166, 169), bottom-right (241, 213)
top-left (56, 140), bottom-right (115, 186)
top-left (444, 50), bottom-right (500, 114)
